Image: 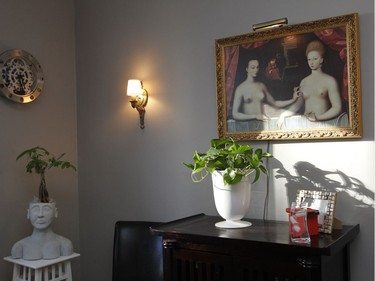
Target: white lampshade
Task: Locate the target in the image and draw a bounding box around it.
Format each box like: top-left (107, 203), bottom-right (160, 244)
top-left (127, 79), bottom-right (143, 96)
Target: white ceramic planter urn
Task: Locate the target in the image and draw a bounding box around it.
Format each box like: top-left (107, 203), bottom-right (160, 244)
top-left (212, 171), bottom-right (252, 228)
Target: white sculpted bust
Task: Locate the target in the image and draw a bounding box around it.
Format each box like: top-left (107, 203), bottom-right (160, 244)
top-left (11, 201), bottom-right (73, 260)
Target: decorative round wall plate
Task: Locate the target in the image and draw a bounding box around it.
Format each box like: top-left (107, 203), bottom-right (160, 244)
top-left (0, 49), bottom-right (44, 103)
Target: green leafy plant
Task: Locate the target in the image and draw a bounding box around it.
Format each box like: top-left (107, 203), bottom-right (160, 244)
top-left (184, 139), bottom-right (272, 185)
top-left (16, 146), bottom-right (77, 203)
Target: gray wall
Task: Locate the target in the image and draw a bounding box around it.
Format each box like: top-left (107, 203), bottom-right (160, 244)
top-left (76, 1), bottom-right (374, 281)
top-left (0, 1), bottom-right (79, 281)
top-left (0, 1), bottom-right (373, 281)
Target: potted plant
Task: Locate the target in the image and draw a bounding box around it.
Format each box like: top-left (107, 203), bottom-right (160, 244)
top-left (16, 146), bottom-right (77, 203)
top-left (184, 138), bottom-right (272, 185)
top-left (184, 139), bottom-right (272, 228)
top-left (11, 146), bottom-right (77, 260)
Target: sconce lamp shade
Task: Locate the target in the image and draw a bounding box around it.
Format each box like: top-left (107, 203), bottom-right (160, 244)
top-left (127, 79), bottom-right (143, 96)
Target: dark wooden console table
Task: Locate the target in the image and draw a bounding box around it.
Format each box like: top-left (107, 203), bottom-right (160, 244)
top-left (151, 214), bottom-right (359, 281)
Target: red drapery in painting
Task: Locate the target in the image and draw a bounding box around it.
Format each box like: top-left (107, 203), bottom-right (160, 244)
top-left (223, 27), bottom-right (348, 116)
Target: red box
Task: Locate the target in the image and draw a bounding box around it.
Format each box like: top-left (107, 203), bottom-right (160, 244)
top-left (286, 208), bottom-right (319, 236)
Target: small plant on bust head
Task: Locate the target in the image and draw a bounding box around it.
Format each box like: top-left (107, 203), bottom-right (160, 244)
top-left (17, 146), bottom-right (77, 203)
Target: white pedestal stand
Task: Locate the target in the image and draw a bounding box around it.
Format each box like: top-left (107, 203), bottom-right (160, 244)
top-left (4, 253), bottom-right (79, 281)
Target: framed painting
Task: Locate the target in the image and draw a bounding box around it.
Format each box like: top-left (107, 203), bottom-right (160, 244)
top-left (215, 13), bottom-right (361, 141)
top-left (295, 189), bottom-right (337, 234)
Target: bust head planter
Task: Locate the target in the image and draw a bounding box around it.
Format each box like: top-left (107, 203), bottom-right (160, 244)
top-left (11, 200), bottom-right (74, 260)
top-left (11, 146), bottom-right (76, 260)
top-left (184, 139), bottom-right (272, 228)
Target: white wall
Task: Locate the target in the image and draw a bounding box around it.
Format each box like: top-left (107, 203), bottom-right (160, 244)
top-left (0, 1), bottom-right (78, 281)
top-left (76, 1), bottom-right (373, 281)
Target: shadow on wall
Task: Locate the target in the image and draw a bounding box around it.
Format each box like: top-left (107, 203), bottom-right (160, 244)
top-left (271, 159), bottom-right (374, 221)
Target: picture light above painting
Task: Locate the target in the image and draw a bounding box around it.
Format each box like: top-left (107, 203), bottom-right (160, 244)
top-left (215, 13), bottom-right (361, 141)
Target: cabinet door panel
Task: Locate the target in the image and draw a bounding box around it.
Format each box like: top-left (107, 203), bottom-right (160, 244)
top-left (168, 248), bottom-right (232, 281)
top-left (234, 256), bottom-right (309, 281)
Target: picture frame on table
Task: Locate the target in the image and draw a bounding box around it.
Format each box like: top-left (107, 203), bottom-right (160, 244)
top-left (295, 189), bottom-right (337, 234)
top-left (215, 13), bottom-right (361, 141)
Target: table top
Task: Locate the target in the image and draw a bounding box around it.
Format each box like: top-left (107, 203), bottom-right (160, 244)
top-left (151, 214), bottom-right (360, 256)
top-left (4, 253), bottom-right (80, 269)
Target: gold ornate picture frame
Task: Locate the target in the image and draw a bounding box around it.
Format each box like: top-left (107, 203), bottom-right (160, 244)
top-left (295, 190), bottom-right (337, 234)
top-left (216, 13), bottom-right (361, 141)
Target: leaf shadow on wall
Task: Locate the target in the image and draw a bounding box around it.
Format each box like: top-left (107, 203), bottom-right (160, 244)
top-left (271, 158), bottom-right (374, 223)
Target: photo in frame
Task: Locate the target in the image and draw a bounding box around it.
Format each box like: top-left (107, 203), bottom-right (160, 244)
top-left (295, 189), bottom-right (337, 234)
top-left (215, 13), bottom-right (361, 141)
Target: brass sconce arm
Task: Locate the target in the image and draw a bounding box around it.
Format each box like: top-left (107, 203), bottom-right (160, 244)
top-left (129, 89), bottom-right (148, 129)
top-left (127, 79), bottom-right (149, 129)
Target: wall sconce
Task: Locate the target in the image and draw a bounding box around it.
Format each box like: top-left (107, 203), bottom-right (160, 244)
top-left (127, 79), bottom-right (148, 129)
top-left (252, 17), bottom-right (288, 31)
